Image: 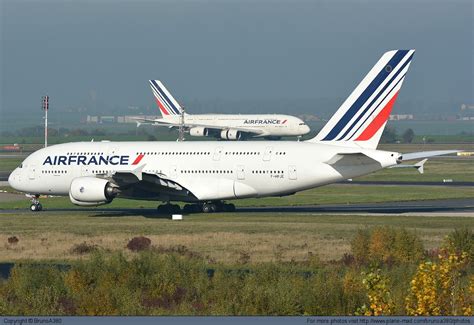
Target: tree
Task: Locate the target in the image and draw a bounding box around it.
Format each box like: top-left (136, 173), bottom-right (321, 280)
top-left (402, 128), bottom-right (415, 143)
top-left (381, 126), bottom-right (398, 143)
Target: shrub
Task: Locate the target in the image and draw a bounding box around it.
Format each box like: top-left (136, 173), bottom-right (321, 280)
top-left (3, 264), bottom-right (67, 315)
top-left (443, 228), bottom-right (474, 261)
top-left (237, 251), bottom-right (251, 265)
top-left (70, 242), bottom-right (99, 255)
top-left (127, 236), bottom-right (151, 252)
top-left (405, 252), bottom-right (471, 316)
top-left (351, 227), bottom-right (424, 266)
top-left (351, 229), bottom-right (370, 265)
top-left (356, 269), bottom-right (394, 316)
top-left (7, 236), bottom-right (19, 245)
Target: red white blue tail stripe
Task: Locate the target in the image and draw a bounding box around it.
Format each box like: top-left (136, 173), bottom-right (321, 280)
top-left (314, 50), bottom-right (415, 148)
top-left (149, 80), bottom-right (183, 117)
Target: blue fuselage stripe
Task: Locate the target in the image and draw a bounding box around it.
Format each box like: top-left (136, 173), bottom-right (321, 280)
top-left (322, 50), bottom-right (409, 141)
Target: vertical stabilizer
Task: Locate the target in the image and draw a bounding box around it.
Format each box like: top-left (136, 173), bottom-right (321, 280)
top-left (310, 49), bottom-right (415, 149)
top-left (149, 80), bottom-right (184, 118)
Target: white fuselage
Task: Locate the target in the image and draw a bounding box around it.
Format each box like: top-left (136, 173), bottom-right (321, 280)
top-left (159, 114), bottom-right (310, 137)
top-left (8, 141), bottom-right (399, 203)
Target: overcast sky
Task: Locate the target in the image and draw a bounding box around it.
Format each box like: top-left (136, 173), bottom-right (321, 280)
top-left (1, 0), bottom-right (472, 114)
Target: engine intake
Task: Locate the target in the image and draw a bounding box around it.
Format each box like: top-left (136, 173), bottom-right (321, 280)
top-left (189, 127), bottom-right (208, 137)
top-left (220, 129), bottom-right (242, 140)
top-left (69, 177), bottom-right (118, 206)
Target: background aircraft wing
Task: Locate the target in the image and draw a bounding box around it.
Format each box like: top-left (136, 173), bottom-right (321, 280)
top-left (131, 117), bottom-right (177, 127)
top-left (179, 122), bottom-right (266, 137)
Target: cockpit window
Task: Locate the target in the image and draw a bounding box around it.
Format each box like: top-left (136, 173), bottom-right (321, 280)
top-left (299, 122), bottom-right (306, 125)
top-left (18, 164), bottom-right (23, 168)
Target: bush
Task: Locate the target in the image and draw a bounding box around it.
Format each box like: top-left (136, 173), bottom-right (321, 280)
top-left (70, 242), bottom-right (99, 255)
top-left (127, 236), bottom-right (151, 252)
top-left (351, 227), bottom-right (424, 266)
top-left (443, 228), bottom-right (474, 260)
top-left (7, 236), bottom-right (19, 245)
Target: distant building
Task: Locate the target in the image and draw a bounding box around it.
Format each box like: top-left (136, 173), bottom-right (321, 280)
top-left (389, 114), bottom-right (414, 121)
top-left (86, 115), bottom-right (159, 124)
top-left (460, 104), bottom-right (474, 111)
top-left (299, 114), bottom-right (321, 122)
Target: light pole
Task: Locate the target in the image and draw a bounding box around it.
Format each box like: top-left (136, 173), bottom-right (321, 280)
top-left (178, 105), bottom-right (186, 142)
top-left (42, 95), bottom-right (49, 147)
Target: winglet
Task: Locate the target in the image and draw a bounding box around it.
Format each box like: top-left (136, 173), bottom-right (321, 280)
top-left (131, 164), bottom-right (146, 181)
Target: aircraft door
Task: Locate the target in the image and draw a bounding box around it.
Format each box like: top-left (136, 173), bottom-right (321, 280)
top-left (213, 147), bottom-right (223, 161)
top-left (263, 147), bottom-right (273, 161)
top-left (288, 165), bottom-right (297, 180)
top-left (28, 164), bottom-right (37, 180)
top-left (170, 165), bottom-right (178, 178)
top-left (81, 165), bottom-right (90, 176)
top-left (236, 165), bottom-right (245, 180)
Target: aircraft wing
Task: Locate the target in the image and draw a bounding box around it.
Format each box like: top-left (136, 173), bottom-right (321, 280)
top-left (324, 152), bottom-right (380, 166)
top-left (132, 118), bottom-right (265, 136)
top-left (105, 166), bottom-right (196, 201)
top-left (183, 122), bottom-right (266, 136)
top-left (400, 150), bottom-right (460, 161)
top-left (132, 117), bottom-right (177, 128)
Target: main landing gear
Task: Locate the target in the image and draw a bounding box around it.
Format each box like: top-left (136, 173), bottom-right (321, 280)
top-left (29, 195), bottom-right (43, 212)
top-left (183, 201), bottom-right (236, 214)
top-left (157, 201), bottom-right (236, 214)
top-left (156, 203), bottom-right (181, 214)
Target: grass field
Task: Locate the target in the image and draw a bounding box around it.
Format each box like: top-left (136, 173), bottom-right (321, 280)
top-left (0, 211), bottom-right (471, 264)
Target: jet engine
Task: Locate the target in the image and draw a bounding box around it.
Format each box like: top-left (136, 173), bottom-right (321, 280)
top-left (189, 127), bottom-right (208, 137)
top-left (220, 129), bottom-right (242, 140)
top-left (69, 177), bottom-right (118, 206)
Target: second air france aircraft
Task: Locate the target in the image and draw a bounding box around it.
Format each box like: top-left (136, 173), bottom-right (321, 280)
top-left (135, 80), bottom-right (311, 140)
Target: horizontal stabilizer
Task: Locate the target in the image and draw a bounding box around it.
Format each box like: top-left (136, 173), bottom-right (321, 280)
top-left (390, 158), bottom-right (427, 174)
top-left (400, 150), bottom-right (460, 161)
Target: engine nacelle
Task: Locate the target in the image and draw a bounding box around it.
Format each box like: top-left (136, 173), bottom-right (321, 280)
top-left (189, 127), bottom-right (208, 137)
top-left (220, 129), bottom-right (242, 140)
top-left (69, 177), bottom-right (117, 206)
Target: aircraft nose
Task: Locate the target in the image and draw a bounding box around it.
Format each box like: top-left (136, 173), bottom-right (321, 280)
top-left (302, 125), bottom-right (311, 135)
top-left (8, 169), bottom-right (18, 190)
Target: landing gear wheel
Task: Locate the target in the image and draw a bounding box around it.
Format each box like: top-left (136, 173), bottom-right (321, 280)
top-left (29, 195), bottom-right (42, 212)
top-left (202, 203), bottom-right (217, 213)
top-left (30, 203), bottom-right (42, 212)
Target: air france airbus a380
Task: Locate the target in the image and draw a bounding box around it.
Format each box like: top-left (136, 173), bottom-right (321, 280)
top-left (8, 50), bottom-right (458, 213)
top-left (135, 80), bottom-right (310, 140)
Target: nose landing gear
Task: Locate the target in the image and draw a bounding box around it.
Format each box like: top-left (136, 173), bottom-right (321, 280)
top-left (29, 195), bottom-right (43, 212)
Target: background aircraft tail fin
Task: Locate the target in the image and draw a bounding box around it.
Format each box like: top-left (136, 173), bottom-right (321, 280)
top-left (309, 49), bottom-right (415, 149)
top-left (149, 80), bottom-right (184, 118)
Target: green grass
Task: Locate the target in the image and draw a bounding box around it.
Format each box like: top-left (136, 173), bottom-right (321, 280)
top-left (0, 210), bottom-right (471, 263)
top-left (0, 158), bottom-right (22, 171)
